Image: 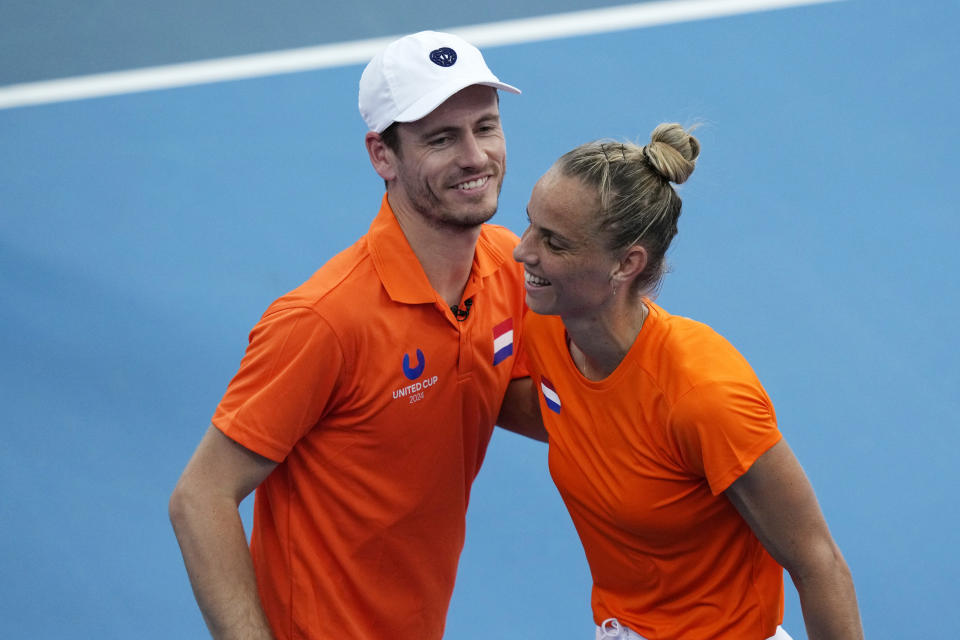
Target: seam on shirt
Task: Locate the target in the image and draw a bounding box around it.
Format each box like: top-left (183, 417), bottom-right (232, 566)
top-left (710, 430), bottom-right (782, 495)
top-left (221, 306), bottom-right (349, 461)
top-left (664, 379), bottom-right (778, 488)
top-left (261, 302), bottom-right (352, 384)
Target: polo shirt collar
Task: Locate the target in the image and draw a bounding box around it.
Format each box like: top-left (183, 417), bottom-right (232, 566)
top-left (366, 194), bottom-right (507, 304)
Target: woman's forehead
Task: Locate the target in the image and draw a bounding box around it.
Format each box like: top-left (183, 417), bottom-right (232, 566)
top-left (530, 170), bottom-right (598, 228)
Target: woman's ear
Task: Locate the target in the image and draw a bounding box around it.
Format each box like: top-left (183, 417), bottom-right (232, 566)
top-left (611, 244), bottom-right (648, 286)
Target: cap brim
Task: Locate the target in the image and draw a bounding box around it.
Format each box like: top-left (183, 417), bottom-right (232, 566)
top-left (389, 78), bottom-right (521, 131)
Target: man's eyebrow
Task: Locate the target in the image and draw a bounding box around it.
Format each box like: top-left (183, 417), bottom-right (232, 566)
top-left (419, 112), bottom-right (501, 138)
top-left (418, 125), bottom-right (458, 140)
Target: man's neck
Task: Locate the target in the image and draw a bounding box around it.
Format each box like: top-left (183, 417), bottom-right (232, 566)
top-left (389, 196), bottom-right (482, 307)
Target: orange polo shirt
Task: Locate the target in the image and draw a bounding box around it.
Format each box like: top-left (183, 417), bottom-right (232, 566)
top-left (524, 302), bottom-right (783, 640)
top-left (212, 195), bottom-right (528, 640)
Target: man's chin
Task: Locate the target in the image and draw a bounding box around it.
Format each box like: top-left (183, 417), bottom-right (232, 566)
top-left (438, 200), bottom-right (498, 228)
top-left (466, 203), bottom-right (500, 224)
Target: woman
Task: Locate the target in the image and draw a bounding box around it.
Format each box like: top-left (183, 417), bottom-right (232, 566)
top-left (513, 124), bottom-right (863, 640)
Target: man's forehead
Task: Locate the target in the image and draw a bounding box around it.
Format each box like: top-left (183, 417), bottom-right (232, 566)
top-left (406, 85), bottom-right (500, 130)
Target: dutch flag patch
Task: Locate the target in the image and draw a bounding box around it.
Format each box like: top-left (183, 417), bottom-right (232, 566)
top-left (492, 318), bottom-right (514, 365)
top-left (540, 377), bottom-right (562, 414)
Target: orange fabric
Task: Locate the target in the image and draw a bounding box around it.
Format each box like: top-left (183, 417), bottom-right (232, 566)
top-left (212, 194), bottom-right (528, 640)
top-left (523, 301), bottom-right (784, 640)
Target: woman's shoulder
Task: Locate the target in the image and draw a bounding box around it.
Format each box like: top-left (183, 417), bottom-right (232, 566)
top-left (642, 302), bottom-right (761, 392)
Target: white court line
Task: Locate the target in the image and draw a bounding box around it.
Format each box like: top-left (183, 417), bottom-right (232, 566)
top-left (0, 0), bottom-right (841, 110)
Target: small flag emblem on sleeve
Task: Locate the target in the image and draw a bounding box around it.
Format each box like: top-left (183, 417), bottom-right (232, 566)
top-left (492, 318), bottom-right (514, 365)
top-left (540, 377), bottom-right (562, 414)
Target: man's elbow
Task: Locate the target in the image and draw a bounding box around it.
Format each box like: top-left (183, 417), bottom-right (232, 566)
top-left (168, 478), bottom-right (189, 532)
top-left (168, 474), bottom-right (204, 534)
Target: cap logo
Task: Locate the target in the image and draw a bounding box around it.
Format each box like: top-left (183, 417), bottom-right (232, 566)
top-left (429, 47), bottom-right (457, 67)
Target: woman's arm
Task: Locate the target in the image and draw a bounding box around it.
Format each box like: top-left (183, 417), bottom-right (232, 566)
top-left (725, 439), bottom-right (864, 640)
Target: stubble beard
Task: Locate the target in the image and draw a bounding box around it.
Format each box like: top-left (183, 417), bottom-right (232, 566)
top-left (409, 169), bottom-right (504, 231)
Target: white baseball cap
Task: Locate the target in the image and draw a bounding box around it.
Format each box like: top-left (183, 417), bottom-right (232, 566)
top-left (359, 30), bottom-right (520, 133)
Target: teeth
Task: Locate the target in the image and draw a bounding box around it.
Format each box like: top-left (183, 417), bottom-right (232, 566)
top-left (525, 271), bottom-right (550, 286)
top-left (456, 177), bottom-right (488, 190)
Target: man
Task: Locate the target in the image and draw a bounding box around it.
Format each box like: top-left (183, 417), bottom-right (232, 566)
top-left (169, 31), bottom-right (543, 640)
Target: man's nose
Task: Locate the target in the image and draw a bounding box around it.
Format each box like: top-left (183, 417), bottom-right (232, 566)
top-left (457, 132), bottom-right (487, 168)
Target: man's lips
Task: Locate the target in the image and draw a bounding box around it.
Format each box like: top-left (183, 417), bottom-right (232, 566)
top-left (453, 176), bottom-right (490, 191)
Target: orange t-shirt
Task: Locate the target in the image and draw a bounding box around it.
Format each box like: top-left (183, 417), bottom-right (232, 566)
top-left (523, 302), bottom-right (784, 640)
top-left (212, 195), bottom-right (528, 640)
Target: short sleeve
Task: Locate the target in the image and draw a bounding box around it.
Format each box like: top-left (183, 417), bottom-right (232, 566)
top-left (212, 306), bottom-right (345, 462)
top-left (669, 380), bottom-right (782, 495)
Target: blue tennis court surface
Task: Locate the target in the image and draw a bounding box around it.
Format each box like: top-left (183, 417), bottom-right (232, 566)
top-left (1, 1), bottom-right (957, 637)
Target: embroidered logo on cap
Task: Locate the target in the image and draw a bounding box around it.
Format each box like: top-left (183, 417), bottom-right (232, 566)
top-left (429, 47), bottom-right (457, 67)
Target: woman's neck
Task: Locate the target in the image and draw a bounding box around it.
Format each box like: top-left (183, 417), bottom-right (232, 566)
top-left (564, 299), bottom-right (648, 381)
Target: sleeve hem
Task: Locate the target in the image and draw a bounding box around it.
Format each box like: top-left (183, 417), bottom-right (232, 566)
top-left (212, 418), bottom-right (288, 464)
top-left (708, 431), bottom-right (783, 495)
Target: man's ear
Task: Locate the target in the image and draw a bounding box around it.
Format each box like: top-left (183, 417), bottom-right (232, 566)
top-left (611, 244), bottom-right (648, 287)
top-left (365, 131), bottom-right (398, 182)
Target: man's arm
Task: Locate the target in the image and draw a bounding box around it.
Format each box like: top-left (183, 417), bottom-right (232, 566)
top-left (169, 425), bottom-right (279, 639)
top-left (496, 377), bottom-right (547, 442)
top-left (725, 439), bottom-right (864, 640)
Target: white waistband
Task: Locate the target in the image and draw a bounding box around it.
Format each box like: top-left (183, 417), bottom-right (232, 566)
top-left (595, 618), bottom-right (793, 640)
top-left (595, 619), bottom-right (647, 640)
